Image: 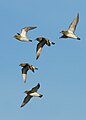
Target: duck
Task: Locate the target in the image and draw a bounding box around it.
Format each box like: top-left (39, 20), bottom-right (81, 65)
top-left (14, 26), bottom-right (37, 42)
top-left (19, 63), bottom-right (38, 83)
top-left (35, 37), bottom-right (55, 60)
top-left (59, 13), bottom-right (80, 40)
top-left (20, 83), bottom-right (43, 107)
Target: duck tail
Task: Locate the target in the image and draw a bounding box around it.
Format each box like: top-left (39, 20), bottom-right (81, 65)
top-left (39, 94), bottom-right (43, 98)
top-left (35, 67), bottom-right (38, 70)
top-left (77, 37), bottom-right (80, 40)
top-left (29, 40), bottom-right (32, 42)
top-left (52, 42), bottom-right (55, 45)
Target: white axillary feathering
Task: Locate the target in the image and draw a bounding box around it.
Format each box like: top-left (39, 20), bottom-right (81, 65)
top-left (29, 92), bottom-right (41, 97)
top-left (22, 74), bottom-right (27, 83)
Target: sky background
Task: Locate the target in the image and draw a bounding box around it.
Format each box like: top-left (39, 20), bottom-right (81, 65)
top-left (0, 0), bottom-right (86, 120)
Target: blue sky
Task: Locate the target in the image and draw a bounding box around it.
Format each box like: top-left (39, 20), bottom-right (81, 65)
top-left (0, 0), bottom-right (86, 120)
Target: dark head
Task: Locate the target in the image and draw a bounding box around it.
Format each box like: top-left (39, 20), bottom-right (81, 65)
top-left (24, 90), bottom-right (30, 94)
top-left (19, 63), bottom-right (28, 67)
top-left (60, 30), bottom-right (65, 34)
top-left (14, 34), bottom-right (21, 40)
top-left (35, 37), bottom-right (43, 42)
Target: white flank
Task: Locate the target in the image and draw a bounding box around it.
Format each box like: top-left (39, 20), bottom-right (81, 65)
top-left (30, 92), bottom-right (40, 97)
top-left (67, 33), bottom-right (77, 39)
top-left (20, 37), bottom-right (29, 42)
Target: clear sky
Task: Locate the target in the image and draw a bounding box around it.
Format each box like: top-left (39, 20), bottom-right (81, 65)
top-left (0, 0), bottom-right (86, 120)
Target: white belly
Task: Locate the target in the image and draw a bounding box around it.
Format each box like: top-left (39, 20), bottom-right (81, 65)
top-left (20, 37), bottom-right (29, 42)
top-left (67, 33), bottom-right (77, 39)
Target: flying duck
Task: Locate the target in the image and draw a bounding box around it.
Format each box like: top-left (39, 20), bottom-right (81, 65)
top-left (14, 26), bottom-right (37, 42)
top-left (35, 37), bottom-right (55, 60)
top-left (59, 13), bottom-right (80, 40)
top-left (19, 63), bottom-right (38, 83)
top-left (20, 83), bottom-right (43, 107)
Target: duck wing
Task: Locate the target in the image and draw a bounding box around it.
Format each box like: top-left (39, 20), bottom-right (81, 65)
top-left (36, 40), bottom-right (46, 60)
top-left (68, 13), bottom-right (79, 33)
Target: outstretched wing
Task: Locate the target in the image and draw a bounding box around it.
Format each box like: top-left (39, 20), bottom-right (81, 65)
top-left (30, 65), bottom-right (38, 72)
top-left (19, 63), bottom-right (29, 67)
top-left (36, 37), bottom-right (43, 42)
top-left (21, 27), bottom-right (37, 37)
top-left (22, 67), bottom-right (29, 83)
top-left (22, 67), bottom-right (29, 74)
top-left (36, 40), bottom-right (46, 60)
top-left (68, 13), bottom-right (79, 33)
top-left (31, 83), bottom-right (40, 92)
top-left (20, 95), bottom-right (32, 107)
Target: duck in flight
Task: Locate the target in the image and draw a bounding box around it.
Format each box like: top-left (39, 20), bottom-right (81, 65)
top-left (14, 26), bottom-right (37, 42)
top-left (19, 63), bottom-right (38, 83)
top-left (20, 83), bottom-right (43, 107)
top-left (35, 37), bottom-right (55, 60)
top-left (59, 13), bottom-right (80, 40)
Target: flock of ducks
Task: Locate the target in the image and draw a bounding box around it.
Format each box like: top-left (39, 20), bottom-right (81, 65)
top-left (14, 13), bottom-right (80, 107)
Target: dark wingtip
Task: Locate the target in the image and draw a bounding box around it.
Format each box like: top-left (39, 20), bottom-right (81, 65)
top-left (29, 40), bottom-right (32, 42)
top-left (32, 26), bottom-right (37, 29)
top-left (17, 33), bottom-right (20, 35)
top-left (20, 102), bottom-right (25, 108)
top-left (77, 37), bottom-right (80, 40)
top-left (59, 36), bottom-right (63, 39)
top-left (35, 67), bottom-right (38, 70)
top-left (52, 42), bottom-right (55, 45)
top-left (36, 57), bottom-right (38, 60)
top-left (39, 94), bottom-right (43, 98)
top-left (20, 105), bottom-right (23, 108)
top-left (38, 83), bottom-right (40, 88)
